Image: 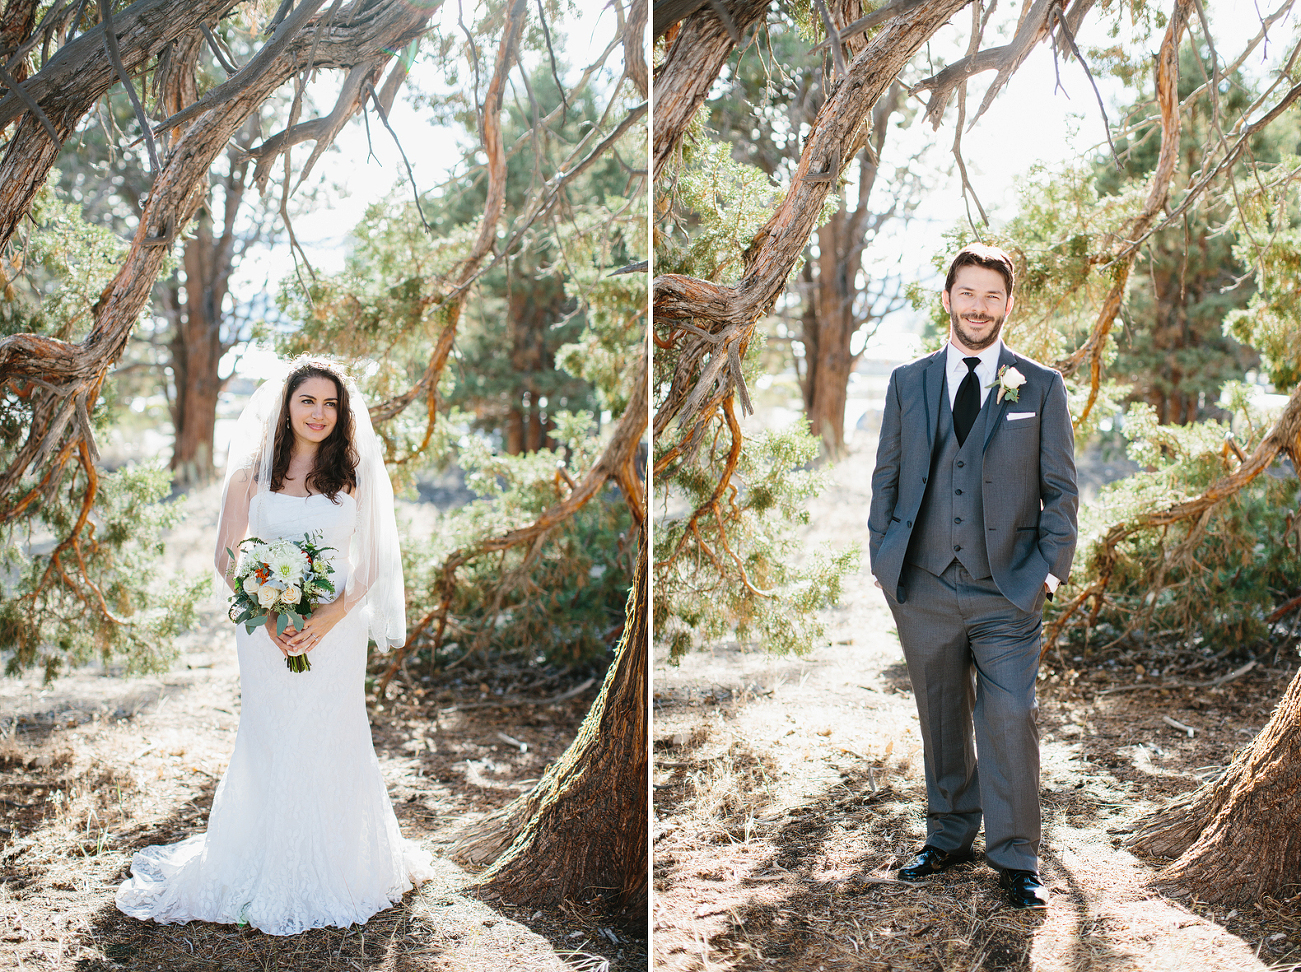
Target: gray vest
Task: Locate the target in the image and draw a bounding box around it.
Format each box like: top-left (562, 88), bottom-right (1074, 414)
top-left (906, 378), bottom-right (993, 579)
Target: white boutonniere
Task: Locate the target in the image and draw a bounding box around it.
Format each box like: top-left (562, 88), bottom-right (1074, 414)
top-left (988, 364), bottom-right (1026, 403)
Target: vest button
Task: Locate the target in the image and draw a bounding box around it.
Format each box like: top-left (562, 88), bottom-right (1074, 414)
top-left (922, 476), bottom-right (927, 484)
top-left (954, 517), bottom-right (962, 524)
top-left (955, 489), bottom-right (962, 495)
top-left (956, 460), bottom-right (965, 468)
top-left (906, 520), bottom-right (912, 527)
top-left (954, 544), bottom-right (961, 552)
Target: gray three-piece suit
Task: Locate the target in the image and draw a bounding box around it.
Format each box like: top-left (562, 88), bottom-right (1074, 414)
top-left (868, 342), bottom-right (1078, 873)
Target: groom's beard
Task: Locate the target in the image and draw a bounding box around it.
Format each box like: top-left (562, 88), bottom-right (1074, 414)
top-left (949, 308), bottom-right (1005, 352)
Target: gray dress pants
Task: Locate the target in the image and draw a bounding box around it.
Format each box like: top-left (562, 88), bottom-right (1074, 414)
top-left (887, 560), bottom-right (1045, 873)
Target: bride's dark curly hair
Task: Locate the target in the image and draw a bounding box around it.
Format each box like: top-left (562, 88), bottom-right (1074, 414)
top-left (270, 361), bottom-right (358, 502)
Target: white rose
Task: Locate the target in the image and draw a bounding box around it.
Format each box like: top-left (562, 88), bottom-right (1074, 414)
top-left (242, 574), bottom-right (261, 595)
top-left (1003, 366), bottom-right (1026, 389)
top-left (282, 586), bottom-right (301, 605)
top-left (257, 584), bottom-right (279, 608)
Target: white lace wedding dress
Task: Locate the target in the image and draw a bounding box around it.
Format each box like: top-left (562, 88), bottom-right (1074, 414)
top-left (116, 491), bottom-right (434, 936)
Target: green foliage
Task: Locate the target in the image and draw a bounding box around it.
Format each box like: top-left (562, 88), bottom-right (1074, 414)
top-left (276, 65), bottom-right (642, 454)
top-left (1091, 53), bottom-right (1275, 426)
top-left (654, 412), bottom-right (859, 661)
top-left (1, 176), bottom-right (198, 681)
top-left (1054, 386), bottom-right (1301, 660)
top-left (0, 173), bottom-right (155, 344)
top-left (0, 463), bottom-right (208, 681)
top-left (1224, 161), bottom-right (1301, 388)
top-left (552, 213), bottom-right (645, 418)
top-left (656, 141), bottom-right (786, 281)
top-left (653, 41), bottom-right (857, 658)
top-left (1224, 225), bottom-right (1301, 388)
top-left (652, 18), bottom-right (858, 663)
top-left (401, 412), bottom-right (632, 669)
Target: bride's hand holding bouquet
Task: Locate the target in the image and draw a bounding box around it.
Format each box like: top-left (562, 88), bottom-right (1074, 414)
top-left (227, 533), bottom-right (337, 672)
top-left (273, 594), bottom-right (348, 662)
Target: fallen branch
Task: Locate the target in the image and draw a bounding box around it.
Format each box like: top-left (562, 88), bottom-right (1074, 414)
top-left (1267, 593), bottom-right (1301, 623)
top-left (439, 677), bottom-right (597, 712)
top-left (1094, 660), bottom-right (1259, 696)
top-left (1163, 715), bottom-right (1197, 737)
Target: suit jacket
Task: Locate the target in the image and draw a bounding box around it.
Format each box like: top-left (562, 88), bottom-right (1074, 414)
top-left (868, 343), bottom-right (1078, 613)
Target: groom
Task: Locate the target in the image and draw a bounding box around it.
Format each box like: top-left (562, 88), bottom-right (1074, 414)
top-left (868, 243), bottom-right (1078, 909)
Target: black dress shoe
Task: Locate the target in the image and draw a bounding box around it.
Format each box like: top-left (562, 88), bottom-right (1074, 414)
top-left (897, 845), bottom-right (976, 880)
top-left (998, 868), bottom-right (1049, 909)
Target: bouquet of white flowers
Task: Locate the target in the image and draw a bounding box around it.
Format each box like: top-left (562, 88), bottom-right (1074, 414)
top-left (225, 533), bottom-right (336, 673)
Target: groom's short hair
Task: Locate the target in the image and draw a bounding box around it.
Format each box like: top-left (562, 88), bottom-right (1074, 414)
top-left (945, 244), bottom-right (1015, 297)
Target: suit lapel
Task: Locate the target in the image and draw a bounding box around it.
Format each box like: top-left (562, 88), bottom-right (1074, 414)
top-left (921, 349), bottom-right (946, 453)
top-left (982, 344), bottom-right (1018, 453)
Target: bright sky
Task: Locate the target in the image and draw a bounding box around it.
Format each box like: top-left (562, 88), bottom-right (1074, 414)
top-left (226, 0), bottom-right (627, 380)
top-left (857, 0), bottom-right (1296, 358)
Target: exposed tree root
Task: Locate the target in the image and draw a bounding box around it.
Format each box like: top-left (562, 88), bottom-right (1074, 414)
top-left (1127, 665), bottom-right (1301, 905)
top-left (451, 537), bottom-right (648, 923)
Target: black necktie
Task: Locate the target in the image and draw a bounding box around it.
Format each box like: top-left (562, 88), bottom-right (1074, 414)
top-left (953, 356), bottom-right (981, 447)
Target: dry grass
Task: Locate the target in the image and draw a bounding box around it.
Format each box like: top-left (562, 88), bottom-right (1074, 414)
top-left (0, 677), bottom-right (646, 972)
top-left (0, 678), bottom-right (646, 972)
top-left (652, 637), bottom-right (1301, 971)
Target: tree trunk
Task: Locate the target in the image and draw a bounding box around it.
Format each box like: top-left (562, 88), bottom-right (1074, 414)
top-left (652, 0), bottom-right (773, 180)
top-left (450, 534), bottom-right (648, 923)
top-left (505, 267), bottom-right (564, 454)
top-left (797, 84), bottom-right (895, 457)
top-left (506, 406), bottom-right (525, 454)
top-left (1126, 665), bottom-right (1301, 904)
top-left (169, 206), bottom-right (232, 487)
top-left (168, 329), bottom-right (222, 488)
top-left (805, 208), bottom-right (857, 456)
top-left (0, 0), bottom-right (241, 255)
top-left (0, 2), bottom-right (38, 86)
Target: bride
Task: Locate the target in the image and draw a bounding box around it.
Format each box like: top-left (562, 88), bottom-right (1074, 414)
top-left (116, 358), bottom-right (434, 935)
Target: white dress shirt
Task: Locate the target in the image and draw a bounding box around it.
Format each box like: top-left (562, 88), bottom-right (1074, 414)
top-left (944, 338), bottom-right (1059, 595)
top-left (944, 339), bottom-right (1003, 411)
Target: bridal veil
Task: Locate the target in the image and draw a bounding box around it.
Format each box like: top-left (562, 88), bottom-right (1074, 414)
top-left (213, 356), bottom-right (407, 651)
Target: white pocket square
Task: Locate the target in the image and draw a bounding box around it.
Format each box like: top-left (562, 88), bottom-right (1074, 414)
top-left (1006, 411), bottom-right (1036, 421)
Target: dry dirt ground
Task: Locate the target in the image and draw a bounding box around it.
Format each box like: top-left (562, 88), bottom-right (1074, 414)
top-left (0, 483), bottom-right (645, 972)
top-left (653, 427), bottom-right (1301, 972)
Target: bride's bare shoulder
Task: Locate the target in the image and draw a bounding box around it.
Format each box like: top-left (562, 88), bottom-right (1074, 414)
top-left (226, 467), bottom-right (257, 492)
